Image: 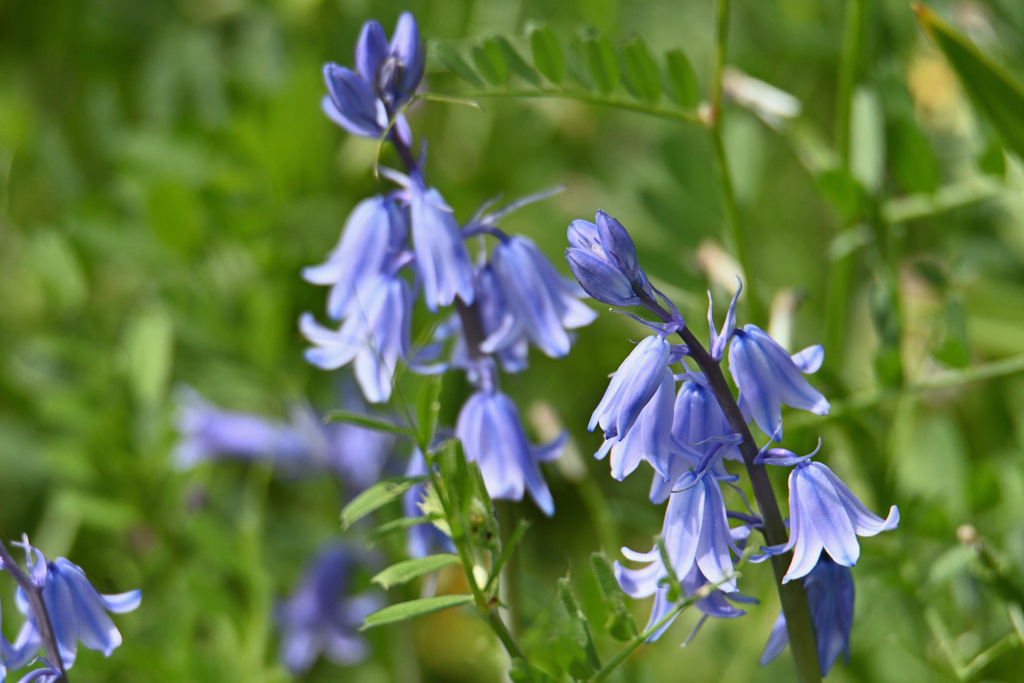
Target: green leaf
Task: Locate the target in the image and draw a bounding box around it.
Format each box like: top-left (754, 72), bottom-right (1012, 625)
top-left (915, 4), bottom-right (1024, 160)
top-left (473, 39), bottom-right (508, 86)
top-left (439, 439), bottom-right (474, 518)
top-left (590, 552), bottom-right (637, 640)
top-left (889, 117), bottom-right (939, 194)
top-left (584, 36), bottom-right (619, 94)
top-left (495, 36), bottom-right (541, 86)
top-left (623, 37), bottom-right (661, 103)
top-left (324, 409), bottom-right (414, 438)
top-left (530, 26), bottom-right (564, 85)
top-left (509, 658), bottom-right (560, 683)
top-left (415, 375), bottom-right (443, 449)
top-left (360, 594), bottom-right (473, 630)
top-left (340, 476), bottom-right (425, 530)
top-left (432, 41), bottom-right (485, 89)
top-left (371, 554), bottom-right (461, 589)
top-left (549, 631), bottom-right (596, 679)
top-left (486, 519), bottom-right (531, 591)
top-left (365, 514), bottom-right (442, 546)
top-left (665, 49), bottom-right (698, 108)
top-left (558, 577), bottom-right (601, 671)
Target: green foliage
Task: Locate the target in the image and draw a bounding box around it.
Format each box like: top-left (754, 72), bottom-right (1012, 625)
top-left (665, 49), bottom-right (699, 108)
top-left (623, 38), bottom-right (662, 103)
top-left (340, 477), bottom-right (425, 530)
top-left (360, 594), bottom-right (474, 630)
top-left (531, 26), bottom-right (566, 84)
top-left (371, 554), bottom-right (461, 589)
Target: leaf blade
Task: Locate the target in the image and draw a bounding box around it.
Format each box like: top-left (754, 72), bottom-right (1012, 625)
top-left (531, 26), bottom-right (565, 85)
top-left (371, 554), bottom-right (461, 589)
top-left (665, 49), bottom-right (698, 108)
top-left (623, 37), bottom-right (661, 103)
top-left (432, 41), bottom-right (486, 89)
top-left (324, 409), bottom-right (414, 438)
top-left (340, 476), bottom-right (425, 530)
top-left (360, 594), bottom-right (474, 630)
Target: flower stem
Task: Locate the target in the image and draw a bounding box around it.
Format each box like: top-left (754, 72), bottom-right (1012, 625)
top-left (706, 0), bottom-right (766, 328)
top-left (636, 285), bottom-right (822, 683)
top-left (0, 539), bottom-right (69, 682)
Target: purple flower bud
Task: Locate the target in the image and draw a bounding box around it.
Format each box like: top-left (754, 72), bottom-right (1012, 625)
top-left (321, 64), bottom-right (386, 138)
top-left (565, 211), bottom-right (654, 306)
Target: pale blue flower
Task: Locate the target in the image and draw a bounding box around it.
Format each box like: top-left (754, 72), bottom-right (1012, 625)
top-left (456, 386), bottom-right (565, 516)
top-left (487, 235), bottom-right (596, 359)
top-left (590, 335), bottom-right (672, 441)
top-left (6, 540), bottom-right (140, 671)
top-left (302, 195), bottom-right (408, 320)
top-left (595, 366), bottom-right (674, 482)
top-left (756, 450), bottom-right (899, 583)
top-left (276, 545), bottom-right (382, 675)
top-left (728, 325), bottom-right (828, 440)
top-left (760, 553), bottom-right (854, 676)
top-left (565, 211), bottom-right (654, 307)
top-left (474, 264), bottom-right (529, 373)
top-left (300, 272), bottom-right (413, 403)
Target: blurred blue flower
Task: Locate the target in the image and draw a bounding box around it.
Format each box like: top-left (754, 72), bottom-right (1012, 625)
top-left (408, 182), bottom-right (476, 313)
top-left (300, 272), bottom-right (413, 403)
top-left (595, 365), bottom-right (674, 482)
top-left (403, 450), bottom-right (457, 558)
top-left (727, 325), bottom-right (828, 440)
top-left (6, 540), bottom-right (140, 670)
top-left (302, 195), bottom-right (409, 321)
top-left (756, 451), bottom-right (898, 583)
top-left (276, 545), bottom-right (382, 675)
top-left (322, 13), bottom-right (422, 142)
top-left (455, 382), bottom-right (565, 516)
top-left (486, 235), bottom-right (596, 359)
top-left (565, 210), bottom-right (654, 307)
top-left (760, 553), bottom-right (854, 676)
top-left (9, 658), bottom-right (61, 683)
top-left (590, 335), bottom-right (672, 441)
top-left (474, 263), bottom-right (529, 373)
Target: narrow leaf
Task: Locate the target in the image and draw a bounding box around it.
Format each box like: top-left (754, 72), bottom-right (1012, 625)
top-left (558, 577), bottom-right (602, 670)
top-left (486, 519), bottom-right (531, 591)
top-left (415, 375), bottom-right (443, 449)
top-left (531, 26), bottom-right (565, 84)
top-left (623, 37), bottom-right (661, 103)
top-left (591, 552), bottom-right (638, 640)
top-left (665, 49), bottom-right (698, 108)
top-left (360, 594), bottom-right (473, 630)
top-left (584, 36), bottom-right (619, 94)
top-left (915, 4), bottom-right (1024, 160)
top-left (495, 36), bottom-right (541, 86)
top-left (324, 409), bottom-right (414, 438)
top-left (372, 554), bottom-right (461, 589)
top-left (365, 514), bottom-right (441, 546)
top-left (473, 40), bottom-right (508, 86)
top-left (510, 658), bottom-right (560, 683)
top-left (341, 476), bottom-right (425, 530)
top-left (433, 41), bottom-right (486, 89)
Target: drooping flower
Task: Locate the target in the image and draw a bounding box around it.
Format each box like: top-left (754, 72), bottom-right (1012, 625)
top-left (565, 211), bottom-right (654, 307)
top-left (11, 657), bottom-right (62, 683)
top-left (728, 325), bottom-right (828, 440)
top-left (759, 553), bottom-right (854, 676)
top-left (302, 195), bottom-right (409, 320)
top-left (590, 335), bottom-right (672, 441)
top-left (455, 382), bottom-right (565, 516)
top-left (595, 365), bottom-right (675, 482)
top-left (6, 539), bottom-right (141, 670)
top-left (756, 449), bottom-right (899, 583)
top-left (321, 13), bottom-right (423, 140)
top-left (276, 545), bottom-right (382, 675)
top-left (487, 235), bottom-right (596, 359)
top-left (300, 272), bottom-right (413, 403)
top-left (473, 263), bottom-right (529, 373)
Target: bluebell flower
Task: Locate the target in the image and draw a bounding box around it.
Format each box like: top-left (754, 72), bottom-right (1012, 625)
top-left (590, 335), bottom-right (672, 441)
top-left (11, 658), bottom-right (61, 683)
top-left (615, 525), bottom-right (754, 644)
top-left (756, 448), bottom-right (899, 583)
top-left (565, 210), bottom-right (654, 307)
top-left (595, 365), bottom-right (675, 482)
top-left (276, 545), bottom-right (383, 675)
top-left (486, 236), bottom-right (596, 359)
top-left (759, 553), bottom-right (854, 676)
top-left (727, 325), bottom-right (828, 440)
top-left (403, 450), bottom-right (457, 558)
top-left (322, 13), bottom-right (423, 141)
top-left (302, 195), bottom-right (409, 320)
top-left (455, 382), bottom-right (565, 516)
top-left (300, 272), bottom-right (413, 403)
top-left (6, 540), bottom-right (141, 670)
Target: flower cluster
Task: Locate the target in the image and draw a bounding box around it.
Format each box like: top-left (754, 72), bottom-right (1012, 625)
top-left (0, 536), bottom-right (141, 680)
top-left (567, 211), bottom-right (897, 675)
top-left (302, 13), bottom-right (595, 517)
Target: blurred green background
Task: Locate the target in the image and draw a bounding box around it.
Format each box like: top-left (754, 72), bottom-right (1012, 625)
top-left (4, 0), bottom-right (1024, 680)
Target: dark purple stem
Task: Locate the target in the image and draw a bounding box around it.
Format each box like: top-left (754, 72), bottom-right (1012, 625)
top-left (0, 540), bottom-right (68, 682)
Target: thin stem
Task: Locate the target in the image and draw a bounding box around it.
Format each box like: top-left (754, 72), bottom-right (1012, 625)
top-left (0, 540), bottom-right (69, 682)
top-left (636, 286), bottom-right (822, 683)
top-left (706, 0), bottom-right (766, 327)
